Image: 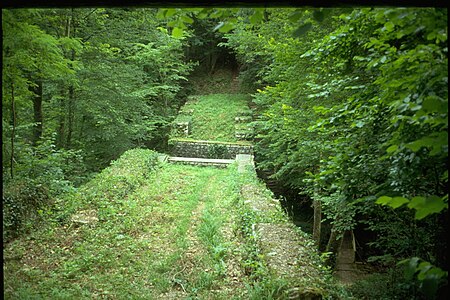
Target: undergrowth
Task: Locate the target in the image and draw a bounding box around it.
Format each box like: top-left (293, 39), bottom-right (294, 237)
top-left (188, 67), bottom-right (239, 95)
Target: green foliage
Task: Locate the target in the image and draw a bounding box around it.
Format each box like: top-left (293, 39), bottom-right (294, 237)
top-left (14, 135), bottom-right (84, 191)
top-left (245, 277), bottom-right (289, 300)
top-left (400, 257), bottom-right (448, 299)
top-left (73, 9), bottom-right (194, 167)
top-left (3, 135), bottom-right (84, 242)
top-left (2, 8), bottom-right (196, 242)
top-left (3, 7), bottom-right (447, 298)
top-left (2, 9), bottom-right (78, 88)
top-left (348, 267), bottom-right (417, 299)
top-left (2, 8), bottom-right (195, 178)
top-left (376, 195), bottom-right (448, 220)
top-left (350, 260), bottom-right (448, 299)
top-left (188, 68), bottom-right (239, 95)
top-left (223, 7), bottom-right (447, 297)
top-left (3, 180), bottom-right (50, 241)
top-left (207, 143), bottom-right (229, 159)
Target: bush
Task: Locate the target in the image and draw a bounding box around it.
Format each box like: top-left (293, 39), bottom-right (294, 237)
top-left (348, 267), bottom-right (420, 299)
top-left (3, 179), bottom-right (50, 242)
top-left (55, 148), bottom-right (161, 223)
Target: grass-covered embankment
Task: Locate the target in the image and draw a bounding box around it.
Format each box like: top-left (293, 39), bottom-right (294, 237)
top-left (3, 148), bottom-right (340, 299)
top-left (172, 93), bottom-right (252, 142)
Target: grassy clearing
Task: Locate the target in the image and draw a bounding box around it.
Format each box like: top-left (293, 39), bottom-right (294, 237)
top-left (173, 93), bottom-right (252, 142)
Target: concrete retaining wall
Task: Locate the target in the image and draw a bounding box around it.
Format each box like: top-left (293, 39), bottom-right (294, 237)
top-left (169, 139), bottom-right (253, 159)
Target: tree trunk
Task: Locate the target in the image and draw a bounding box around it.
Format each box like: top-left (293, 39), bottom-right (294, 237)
top-left (210, 53), bottom-right (218, 74)
top-left (57, 88), bottom-right (66, 148)
top-left (66, 85), bottom-right (75, 148)
top-left (31, 80), bottom-right (43, 146)
top-left (79, 115), bottom-right (86, 140)
top-left (66, 10), bottom-right (76, 148)
top-left (312, 198), bottom-right (322, 248)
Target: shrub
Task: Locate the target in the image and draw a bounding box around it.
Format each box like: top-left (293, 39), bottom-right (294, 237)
top-left (348, 267), bottom-right (420, 299)
top-left (3, 179), bottom-right (50, 242)
top-left (54, 148), bottom-right (161, 223)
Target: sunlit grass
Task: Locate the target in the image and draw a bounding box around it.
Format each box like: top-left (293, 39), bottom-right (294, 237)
top-left (4, 152), bottom-right (327, 299)
top-left (173, 93), bottom-right (251, 142)
top-left (4, 162), bottom-right (242, 299)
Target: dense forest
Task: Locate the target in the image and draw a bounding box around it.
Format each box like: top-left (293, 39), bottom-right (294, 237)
top-left (2, 6), bottom-right (448, 299)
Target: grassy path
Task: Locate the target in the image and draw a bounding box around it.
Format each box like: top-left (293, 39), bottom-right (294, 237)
top-left (4, 163), bottom-right (251, 299)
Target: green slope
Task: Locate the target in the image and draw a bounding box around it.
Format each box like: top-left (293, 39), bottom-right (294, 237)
top-left (172, 93), bottom-right (252, 142)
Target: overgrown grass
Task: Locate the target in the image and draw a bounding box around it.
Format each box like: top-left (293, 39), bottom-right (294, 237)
top-left (3, 150), bottom-right (336, 299)
top-left (3, 154), bottom-right (239, 299)
top-left (172, 93), bottom-right (252, 142)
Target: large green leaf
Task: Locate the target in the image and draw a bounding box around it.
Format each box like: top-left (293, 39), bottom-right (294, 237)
top-left (408, 195), bottom-right (448, 220)
top-left (217, 22), bottom-right (234, 33)
top-left (377, 195), bottom-right (447, 219)
top-left (172, 27), bottom-right (184, 38)
top-left (405, 132), bottom-right (448, 156)
top-left (422, 95), bottom-right (448, 113)
top-left (376, 196), bottom-right (409, 208)
top-left (250, 10), bottom-right (264, 24)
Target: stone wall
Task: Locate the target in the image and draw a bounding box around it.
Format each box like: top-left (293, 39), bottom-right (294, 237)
top-left (168, 157), bottom-right (235, 168)
top-left (169, 139), bottom-right (253, 159)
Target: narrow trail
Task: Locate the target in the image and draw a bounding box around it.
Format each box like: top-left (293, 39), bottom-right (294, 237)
top-left (159, 196), bottom-right (207, 299)
top-left (157, 168), bottom-right (249, 299)
top-left (230, 69), bottom-right (240, 93)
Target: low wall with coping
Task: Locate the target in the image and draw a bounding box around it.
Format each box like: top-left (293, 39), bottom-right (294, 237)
top-left (169, 139), bottom-right (253, 159)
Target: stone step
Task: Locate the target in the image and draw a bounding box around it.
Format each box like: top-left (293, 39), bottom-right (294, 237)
top-left (168, 156), bottom-right (235, 168)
